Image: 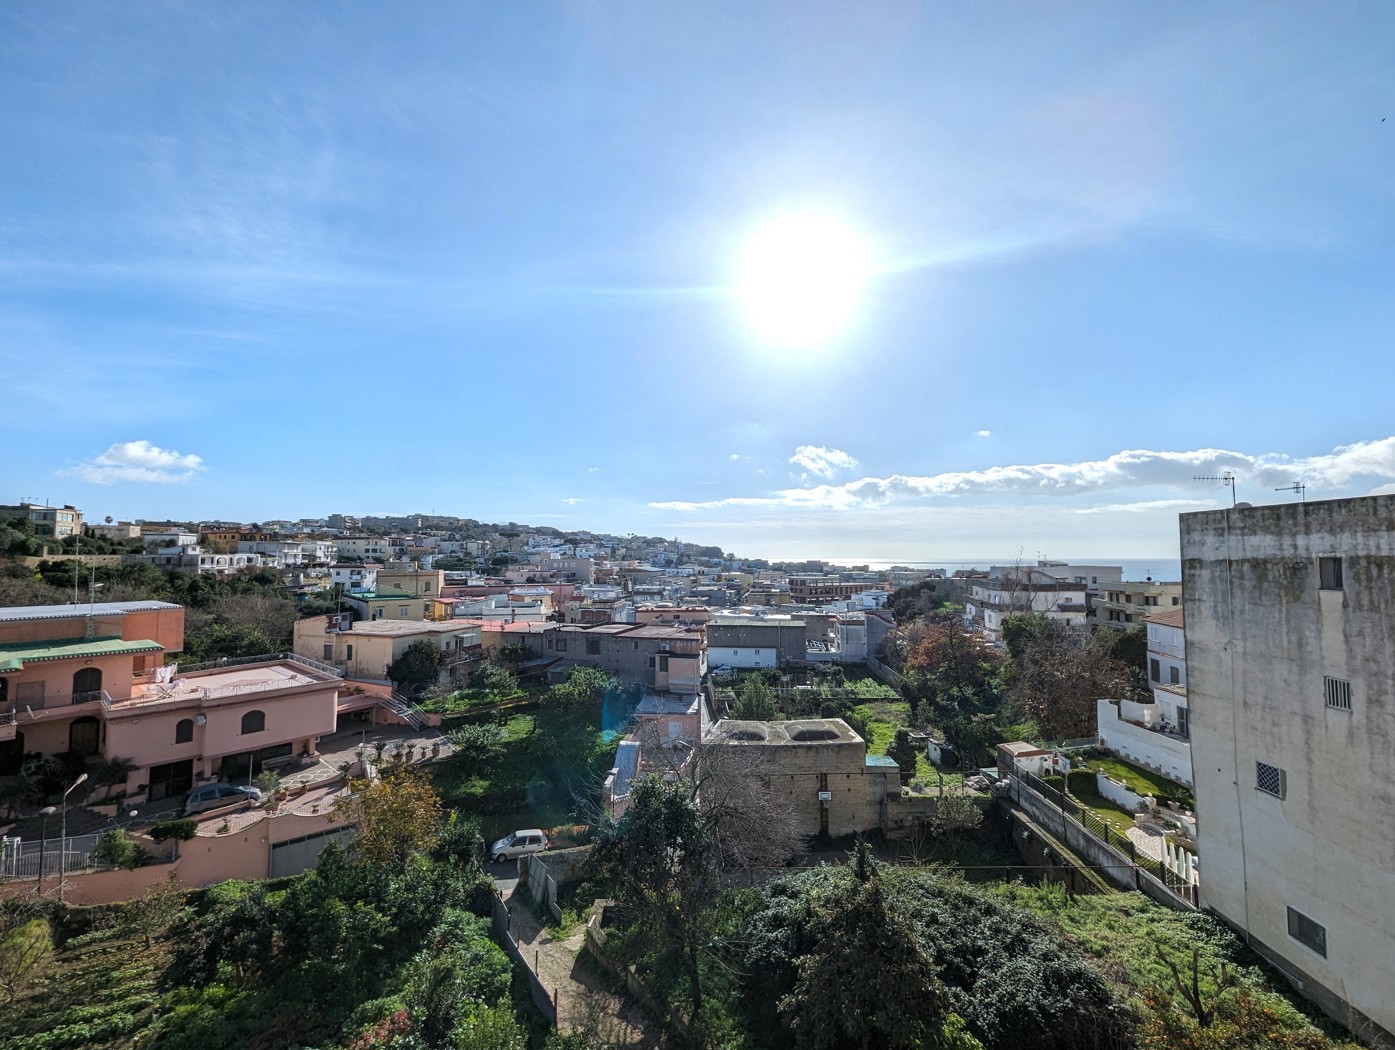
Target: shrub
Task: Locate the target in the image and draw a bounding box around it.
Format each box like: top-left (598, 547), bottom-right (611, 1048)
top-left (93, 829), bottom-right (151, 870)
top-left (149, 819), bottom-right (197, 844)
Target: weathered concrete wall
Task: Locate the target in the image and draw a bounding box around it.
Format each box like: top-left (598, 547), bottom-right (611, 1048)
top-left (1183, 497), bottom-right (1395, 1044)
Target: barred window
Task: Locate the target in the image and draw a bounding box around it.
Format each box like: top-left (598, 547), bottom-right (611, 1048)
top-left (1256, 761), bottom-right (1286, 799)
top-left (1287, 907), bottom-right (1327, 958)
top-left (1323, 676), bottom-right (1352, 711)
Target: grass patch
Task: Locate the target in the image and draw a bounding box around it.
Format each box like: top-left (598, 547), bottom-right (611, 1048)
top-left (1075, 755), bottom-right (1194, 808)
top-left (1067, 775), bottom-right (1138, 834)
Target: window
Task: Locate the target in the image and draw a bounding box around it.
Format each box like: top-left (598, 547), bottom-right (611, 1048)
top-left (1287, 907), bottom-right (1327, 957)
top-left (586, 639), bottom-right (600, 656)
top-left (1318, 556), bottom-right (1343, 591)
top-left (0, 677), bottom-right (7, 704)
top-left (1170, 666), bottom-right (1181, 685)
top-left (1150, 659), bottom-right (1161, 683)
top-left (398, 606), bottom-right (409, 618)
top-left (241, 710), bottom-right (266, 735)
top-left (1172, 596), bottom-right (1181, 605)
top-left (346, 644), bottom-right (353, 660)
top-left (1256, 761), bottom-right (1286, 799)
top-left (323, 644), bottom-right (333, 661)
top-left (175, 718), bottom-right (194, 744)
top-left (658, 656), bottom-right (669, 672)
top-left (1323, 676), bottom-right (1352, 711)
top-left (555, 639), bottom-right (567, 653)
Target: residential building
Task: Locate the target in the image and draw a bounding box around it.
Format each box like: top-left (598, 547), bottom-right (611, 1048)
top-left (134, 548), bottom-right (265, 575)
top-left (705, 718), bottom-right (900, 837)
top-left (0, 600), bottom-right (340, 800)
top-left (1090, 579), bottom-right (1183, 628)
top-left (342, 590), bottom-right (432, 623)
top-left (1095, 607), bottom-right (1193, 788)
top-left (88, 521), bottom-right (142, 542)
top-left (786, 575), bottom-right (866, 605)
top-left (376, 568), bottom-right (445, 598)
top-left (335, 536), bottom-right (391, 561)
top-left (1182, 496), bottom-right (1395, 1042)
top-left (293, 615), bottom-right (483, 684)
top-left (633, 604), bottom-right (712, 628)
top-left (995, 561), bottom-right (1122, 593)
top-left (141, 529), bottom-right (200, 548)
top-left (331, 565), bottom-right (379, 592)
top-left (963, 569), bottom-right (1089, 644)
top-left (237, 539), bottom-right (337, 567)
top-left (707, 613), bottom-right (807, 668)
top-left (0, 502), bottom-right (83, 538)
top-left (541, 623), bottom-right (705, 691)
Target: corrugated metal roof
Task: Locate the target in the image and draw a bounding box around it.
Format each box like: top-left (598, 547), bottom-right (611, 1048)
top-left (0, 600), bottom-right (181, 624)
top-left (0, 636), bottom-right (164, 664)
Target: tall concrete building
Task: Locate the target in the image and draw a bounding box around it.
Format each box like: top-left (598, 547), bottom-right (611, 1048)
top-left (1182, 496), bottom-right (1395, 1043)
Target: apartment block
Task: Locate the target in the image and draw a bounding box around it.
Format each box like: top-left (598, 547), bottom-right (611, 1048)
top-left (1183, 496), bottom-right (1395, 1042)
top-left (0, 502), bottom-right (83, 539)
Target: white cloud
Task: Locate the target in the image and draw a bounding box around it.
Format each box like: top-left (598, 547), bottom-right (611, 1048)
top-left (730, 453), bottom-right (743, 462)
top-left (59, 440), bottom-right (205, 485)
top-left (789, 445), bottom-right (858, 479)
top-left (974, 429), bottom-right (992, 438)
top-left (561, 497), bottom-right (583, 505)
top-left (652, 437), bottom-right (1395, 512)
top-left (586, 466), bottom-right (602, 473)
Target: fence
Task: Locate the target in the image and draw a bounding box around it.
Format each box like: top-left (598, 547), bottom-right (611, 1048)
top-left (2, 831), bottom-right (113, 880)
top-left (488, 888), bottom-right (557, 1028)
top-left (1006, 765), bottom-right (1198, 907)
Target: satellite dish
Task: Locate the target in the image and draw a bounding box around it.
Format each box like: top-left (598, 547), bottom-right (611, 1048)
top-left (105, 516), bottom-right (113, 524)
top-left (194, 714), bottom-right (208, 725)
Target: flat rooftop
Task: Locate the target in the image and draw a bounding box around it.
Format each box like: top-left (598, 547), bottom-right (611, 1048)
top-left (111, 658), bottom-right (338, 713)
top-left (0, 600), bottom-right (181, 624)
top-left (708, 718), bottom-right (862, 745)
top-left (343, 618), bottom-right (481, 637)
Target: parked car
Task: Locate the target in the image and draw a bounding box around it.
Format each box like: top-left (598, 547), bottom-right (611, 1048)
top-left (489, 829), bottom-right (549, 864)
top-left (184, 783), bottom-right (262, 816)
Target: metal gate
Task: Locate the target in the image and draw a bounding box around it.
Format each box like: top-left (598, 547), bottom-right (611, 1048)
top-left (268, 826), bottom-right (356, 878)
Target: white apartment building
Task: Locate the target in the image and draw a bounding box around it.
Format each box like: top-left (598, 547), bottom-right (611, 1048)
top-left (237, 540), bottom-right (337, 567)
top-left (1183, 496), bottom-right (1395, 1042)
top-left (964, 569), bottom-right (1089, 645)
top-left (330, 565), bottom-right (378, 592)
top-left (1096, 606), bottom-right (1192, 787)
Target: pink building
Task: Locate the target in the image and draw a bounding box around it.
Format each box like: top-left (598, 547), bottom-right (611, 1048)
top-left (0, 601), bottom-right (340, 802)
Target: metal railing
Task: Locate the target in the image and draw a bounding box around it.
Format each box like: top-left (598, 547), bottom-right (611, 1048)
top-left (1006, 763), bottom-right (1197, 906)
top-left (174, 651), bottom-right (343, 679)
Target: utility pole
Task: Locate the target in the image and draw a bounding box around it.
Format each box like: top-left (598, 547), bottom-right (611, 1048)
top-left (58, 773), bottom-right (88, 902)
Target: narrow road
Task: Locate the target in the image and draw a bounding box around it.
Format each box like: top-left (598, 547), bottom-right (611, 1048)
top-left (494, 871), bottom-right (656, 1046)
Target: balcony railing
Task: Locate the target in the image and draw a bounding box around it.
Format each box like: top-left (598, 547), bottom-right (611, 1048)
top-left (174, 651), bottom-right (343, 679)
top-left (71, 690), bottom-right (107, 705)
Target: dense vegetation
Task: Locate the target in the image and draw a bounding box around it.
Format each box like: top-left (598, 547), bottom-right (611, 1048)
top-left (0, 769), bottom-right (571, 1049)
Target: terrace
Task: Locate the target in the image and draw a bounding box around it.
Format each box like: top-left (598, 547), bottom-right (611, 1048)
top-left (106, 653), bottom-right (341, 714)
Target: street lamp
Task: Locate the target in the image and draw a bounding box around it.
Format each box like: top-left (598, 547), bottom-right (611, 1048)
top-left (58, 773), bottom-right (88, 903)
top-left (37, 806), bottom-right (57, 892)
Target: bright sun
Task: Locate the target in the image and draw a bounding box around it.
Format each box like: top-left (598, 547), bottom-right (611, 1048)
top-left (736, 213), bottom-right (873, 347)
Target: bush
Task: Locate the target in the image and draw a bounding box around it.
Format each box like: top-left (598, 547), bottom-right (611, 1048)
top-left (149, 819), bottom-right (197, 844)
top-left (93, 829), bottom-right (151, 870)
top-left (447, 723), bottom-right (506, 764)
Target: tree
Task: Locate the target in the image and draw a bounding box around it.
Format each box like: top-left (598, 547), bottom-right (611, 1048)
top-left (546, 665), bottom-right (611, 718)
top-left (0, 919), bottom-right (52, 1003)
top-left (93, 827), bottom-right (151, 870)
top-left (124, 876), bottom-right (189, 949)
top-left (886, 727), bottom-right (920, 785)
top-left (733, 674), bottom-right (779, 720)
top-left (593, 775), bottom-right (717, 1027)
top-left (780, 851), bottom-right (964, 1050)
top-left (335, 765), bottom-right (442, 871)
top-left (387, 638), bottom-right (447, 694)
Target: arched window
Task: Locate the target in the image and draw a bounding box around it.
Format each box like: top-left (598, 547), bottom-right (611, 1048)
top-left (240, 710), bottom-right (266, 735)
top-left (72, 667), bottom-right (102, 698)
top-left (175, 718), bottom-right (194, 744)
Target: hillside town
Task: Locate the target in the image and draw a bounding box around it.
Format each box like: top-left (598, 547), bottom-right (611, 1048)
top-left (0, 494), bottom-right (1388, 1049)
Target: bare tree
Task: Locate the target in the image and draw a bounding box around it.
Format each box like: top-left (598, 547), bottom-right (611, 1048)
top-left (630, 720), bottom-right (806, 877)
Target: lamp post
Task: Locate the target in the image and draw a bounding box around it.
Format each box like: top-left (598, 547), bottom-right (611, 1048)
top-left (58, 773), bottom-right (88, 903)
top-left (37, 806), bottom-right (57, 892)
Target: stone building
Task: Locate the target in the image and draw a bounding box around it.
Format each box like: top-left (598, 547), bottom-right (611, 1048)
top-left (1183, 495), bottom-right (1395, 1043)
top-left (705, 718), bottom-right (899, 838)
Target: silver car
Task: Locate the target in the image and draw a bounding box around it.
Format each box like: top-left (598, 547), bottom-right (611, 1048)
top-left (489, 829), bottom-right (549, 863)
top-left (184, 783), bottom-right (262, 816)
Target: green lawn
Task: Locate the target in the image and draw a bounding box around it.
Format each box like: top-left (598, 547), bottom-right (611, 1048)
top-left (1075, 754), bottom-right (1194, 808)
top-left (1067, 774), bottom-right (1138, 834)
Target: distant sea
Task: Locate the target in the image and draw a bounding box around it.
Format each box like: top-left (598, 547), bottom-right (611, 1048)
top-left (842, 558), bottom-right (1183, 583)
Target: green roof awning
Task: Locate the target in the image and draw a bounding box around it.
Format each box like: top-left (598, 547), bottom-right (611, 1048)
top-left (0, 636), bottom-right (164, 667)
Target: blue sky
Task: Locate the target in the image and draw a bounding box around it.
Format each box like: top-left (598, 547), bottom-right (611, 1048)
top-left (5, 2), bottom-right (1395, 561)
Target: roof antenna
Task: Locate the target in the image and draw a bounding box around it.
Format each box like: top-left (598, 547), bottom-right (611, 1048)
top-left (1274, 481), bottom-right (1306, 502)
top-left (1194, 471), bottom-right (1237, 507)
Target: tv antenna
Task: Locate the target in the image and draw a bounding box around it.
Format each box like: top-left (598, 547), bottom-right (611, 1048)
top-left (1274, 482), bottom-right (1306, 502)
top-left (1194, 472), bottom-right (1237, 507)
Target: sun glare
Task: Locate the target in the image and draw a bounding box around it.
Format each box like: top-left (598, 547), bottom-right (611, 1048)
top-left (736, 213), bottom-right (873, 347)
